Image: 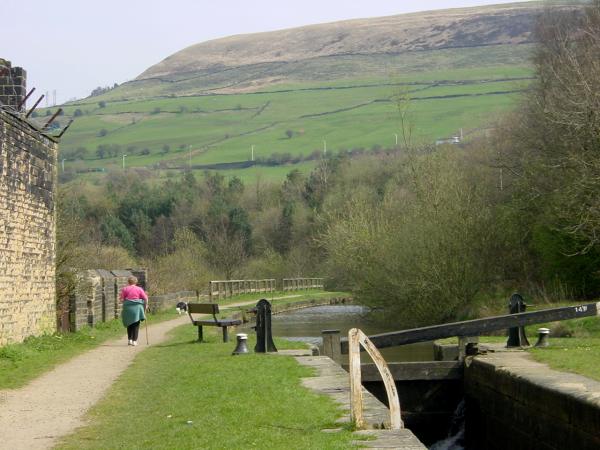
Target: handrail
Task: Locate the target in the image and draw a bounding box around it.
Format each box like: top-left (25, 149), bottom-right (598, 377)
top-left (348, 328), bottom-right (403, 430)
top-left (340, 302), bottom-right (600, 354)
top-left (282, 277), bottom-right (324, 291)
top-left (209, 279), bottom-right (276, 300)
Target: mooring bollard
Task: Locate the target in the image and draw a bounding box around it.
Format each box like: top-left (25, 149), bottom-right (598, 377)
top-left (534, 328), bottom-right (550, 347)
top-left (507, 293), bottom-right (530, 347)
top-left (232, 333), bottom-right (249, 355)
top-left (254, 299), bottom-right (277, 353)
top-left (322, 329), bottom-right (341, 364)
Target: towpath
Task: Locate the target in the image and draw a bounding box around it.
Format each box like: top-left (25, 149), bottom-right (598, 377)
top-left (0, 299), bottom-right (262, 450)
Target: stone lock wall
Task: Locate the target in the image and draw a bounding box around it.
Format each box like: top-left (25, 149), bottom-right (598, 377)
top-left (464, 352), bottom-right (600, 450)
top-left (0, 109), bottom-right (57, 344)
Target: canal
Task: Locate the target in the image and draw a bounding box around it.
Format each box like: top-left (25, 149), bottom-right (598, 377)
top-left (267, 303), bottom-right (435, 362)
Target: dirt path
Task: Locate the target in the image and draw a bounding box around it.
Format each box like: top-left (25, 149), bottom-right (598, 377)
top-left (0, 299), bottom-right (263, 450)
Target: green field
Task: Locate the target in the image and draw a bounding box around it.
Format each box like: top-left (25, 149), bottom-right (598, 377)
top-left (45, 62), bottom-right (532, 183)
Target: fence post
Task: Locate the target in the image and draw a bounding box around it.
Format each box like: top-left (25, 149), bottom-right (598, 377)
top-left (348, 328), bottom-right (364, 429)
top-left (322, 329), bottom-right (341, 364)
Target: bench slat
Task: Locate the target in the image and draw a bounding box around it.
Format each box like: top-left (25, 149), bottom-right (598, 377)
top-left (194, 319), bottom-right (242, 327)
top-left (187, 303), bottom-right (219, 314)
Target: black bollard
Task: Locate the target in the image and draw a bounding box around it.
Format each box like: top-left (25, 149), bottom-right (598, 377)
top-left (506, 293), bottom-right (530, 347)
top-left (254, 299), bottom-right (277, 353)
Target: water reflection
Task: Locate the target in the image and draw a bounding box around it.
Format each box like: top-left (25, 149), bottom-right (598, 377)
top-left (246, 304), bottom-right (434, 362)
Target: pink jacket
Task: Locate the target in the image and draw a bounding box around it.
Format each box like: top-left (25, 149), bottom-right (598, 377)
top-left (119, 285), bottom-right (148, 302)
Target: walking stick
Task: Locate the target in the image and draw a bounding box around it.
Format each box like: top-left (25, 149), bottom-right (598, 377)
top-left (145, 307), bottom-right (149, 345)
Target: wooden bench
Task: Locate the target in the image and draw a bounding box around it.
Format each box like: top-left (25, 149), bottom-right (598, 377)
top-left (186, 303), bottom-right (242, 343)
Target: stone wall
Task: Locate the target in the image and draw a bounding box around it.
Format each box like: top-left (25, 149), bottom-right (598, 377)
top-left (0, 109), bottom-right (57, 344)
top-left (69, 268), bottom-right (149, 331)
top-left (148, 291), bottom-right (197, 313)
top-left (464, 351), bottom-right (600, 450)
top-left (0, 59), bottom-right (26, 112)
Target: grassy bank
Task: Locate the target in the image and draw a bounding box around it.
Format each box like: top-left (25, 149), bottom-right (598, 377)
top-left (57, 326), bottom-right (358, 450)
top-left (528, 338), bottom-right (600, 381)
top-left (0, 309), bottom-right (178, 390)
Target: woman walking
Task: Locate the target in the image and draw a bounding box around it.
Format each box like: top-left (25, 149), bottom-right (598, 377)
top-left (119, 276), bottom-right (148, 346)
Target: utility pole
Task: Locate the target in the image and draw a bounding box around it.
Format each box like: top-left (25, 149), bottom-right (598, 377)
top-left (189, 145), bottom-right (192, 169)
top-left (394, 133), bottom-right (398, 146)
top-left (122, 154), bottom-right (127, 170)
top-left (251, 145), bottom-right (255, 161)
top-left (323, 140), bottom-right (327, 156)
top-left (61, 158), bottom-right (65, 172)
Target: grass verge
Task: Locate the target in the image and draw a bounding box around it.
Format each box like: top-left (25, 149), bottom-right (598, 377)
top-left (0, 290), bottom-right (346, 390)
top-left (0, 309), bottom-right (178, 390)
top-left (528, 338), bottom-right (600, 382)
top-left (56, 326), bottom-right (357, 450)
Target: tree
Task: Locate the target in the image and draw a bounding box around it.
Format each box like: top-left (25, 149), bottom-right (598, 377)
top-left (323, 148), bottom-right (505, 326)
top-left (98, 128), bottom-right (108, 137)
top-left (73, 109), bottom-right (83, 117)
top-left (98, 101), bottom-right (106, 108)
top-left (285, 129), bottom-right (293, 139)
top-left (99, 215), bottom-right (134, 252)
top-left (96, 145), bottom-right (106, 159)
top-left (496, 4), bottom-right (600, 249)
top-left (160, 144), bottom-right (170, 155)
top-left (274, 202), bottom-right (294, 255)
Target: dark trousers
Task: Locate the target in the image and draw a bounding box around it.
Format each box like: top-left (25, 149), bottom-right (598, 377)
top-left (127, 321), bottom-right (140, 341)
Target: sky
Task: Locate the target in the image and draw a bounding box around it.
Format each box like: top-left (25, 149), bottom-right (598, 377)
top-left (1, 0), bottom-right (522, 105)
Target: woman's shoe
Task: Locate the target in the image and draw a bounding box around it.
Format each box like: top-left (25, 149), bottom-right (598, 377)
top-left (128, 340), bottom-right (133, 346)
top-left (133, 341), bottom-right (138, 346)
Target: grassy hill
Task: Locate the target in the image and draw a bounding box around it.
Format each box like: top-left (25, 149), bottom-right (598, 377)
top-left (42, 2), bottom-right (547, 183)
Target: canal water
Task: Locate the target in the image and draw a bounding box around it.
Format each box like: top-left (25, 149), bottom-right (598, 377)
top-left (265, 304), bottom-right (434, 362)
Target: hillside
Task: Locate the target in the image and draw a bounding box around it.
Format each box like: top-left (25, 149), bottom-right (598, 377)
top-left (100, 2), bottom-right (540, 99)
top-left (46, 2), bottom-right (553, 182)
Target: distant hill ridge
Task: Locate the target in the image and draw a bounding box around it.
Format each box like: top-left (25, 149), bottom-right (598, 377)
top-left (138, 2), bottom-right (539, 82)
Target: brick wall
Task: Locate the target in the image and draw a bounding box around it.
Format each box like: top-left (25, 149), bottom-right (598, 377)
top-left (0, 109), bottom-right (57, 344)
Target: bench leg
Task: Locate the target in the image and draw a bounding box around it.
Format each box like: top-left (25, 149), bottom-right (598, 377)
top-left (198, 326), bottom-right (203, 342)
top-left (222, 326), bottom-right (229, 343)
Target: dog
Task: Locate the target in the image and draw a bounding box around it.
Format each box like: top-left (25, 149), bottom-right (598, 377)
top-left (175, 302), bottom-right (188, 315)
